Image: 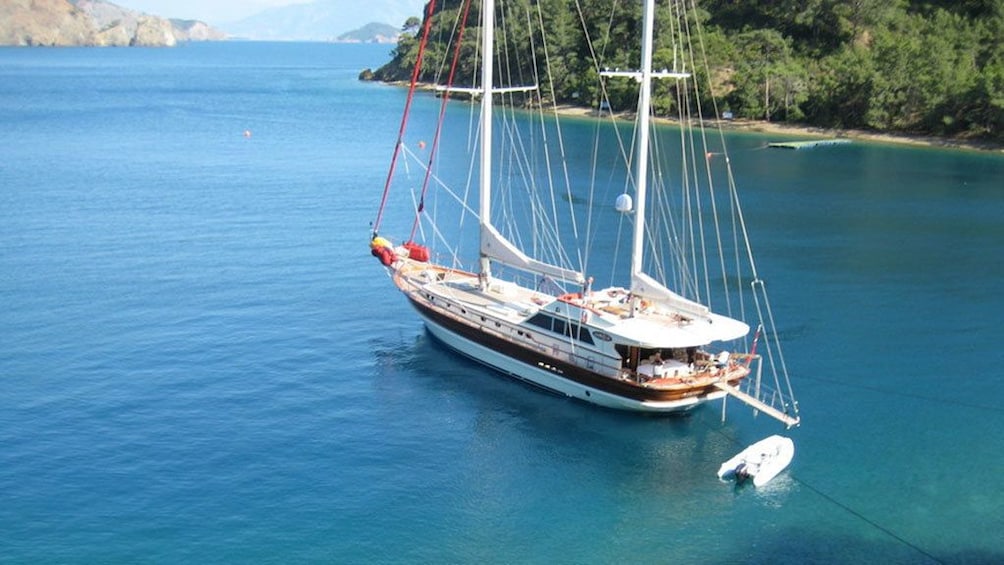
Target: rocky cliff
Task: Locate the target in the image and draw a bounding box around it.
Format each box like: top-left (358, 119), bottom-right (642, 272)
top-left (171, 20), bottom-right (226, 42)
top-left (0, 0), bottom-right (224, 47)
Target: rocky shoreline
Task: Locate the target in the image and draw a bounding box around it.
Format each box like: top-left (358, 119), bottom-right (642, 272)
top-left (0, 0), bottom-right (223, 47)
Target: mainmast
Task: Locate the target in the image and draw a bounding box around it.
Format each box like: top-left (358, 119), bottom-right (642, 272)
top-left (630, 0), bottom-right (656, 281)
top-left (604, 0), bottom-right (689, 304)
top-left (473, 0), bottom-right (583, 288)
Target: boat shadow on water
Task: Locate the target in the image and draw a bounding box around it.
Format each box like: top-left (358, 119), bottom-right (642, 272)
top-left (372, 327), bottom-right (698, 421)
top-left (380, 326), bottom-right (705, 422)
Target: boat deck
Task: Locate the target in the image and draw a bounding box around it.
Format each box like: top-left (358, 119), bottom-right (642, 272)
top-left (396, 263), bottom-right (546, 322)
top-left (393, 259), bottom-right (754, 398)
top-left (396, 260), bottom-right (712, 333)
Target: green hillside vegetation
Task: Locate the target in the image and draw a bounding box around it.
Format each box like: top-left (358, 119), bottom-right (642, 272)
top-left (369, 0), bottom-right (1004, 142)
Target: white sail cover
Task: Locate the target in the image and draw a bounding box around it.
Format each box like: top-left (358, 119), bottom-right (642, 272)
top-left (481, 224), bottom-right (585, 284)
top-left (631, 271), bottom-right (749, 343)
top-left (632, 272), bottom-right (709, 318)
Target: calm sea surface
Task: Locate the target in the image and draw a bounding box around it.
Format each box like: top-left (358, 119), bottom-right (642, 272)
top-left (2, 42), bottom-right (1003, 564)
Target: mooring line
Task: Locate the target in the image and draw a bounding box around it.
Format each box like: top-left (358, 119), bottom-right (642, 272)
top-left (800, 374), bottom-right (1004, 414)
top-left (788, 475), bottom-right (944, 564)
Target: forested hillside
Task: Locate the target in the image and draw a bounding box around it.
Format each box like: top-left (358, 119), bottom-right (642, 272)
top-left (369, 0), bottom-right (1004, 142)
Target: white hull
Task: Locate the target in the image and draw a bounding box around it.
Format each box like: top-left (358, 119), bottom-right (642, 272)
top-left (421, 312), bottom-right (725, 414)
top-left (717, 435), bottom-right (795, 487)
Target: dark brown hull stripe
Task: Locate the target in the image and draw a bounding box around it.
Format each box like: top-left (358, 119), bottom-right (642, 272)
top-left (407, 296), bottom-right (728, 403)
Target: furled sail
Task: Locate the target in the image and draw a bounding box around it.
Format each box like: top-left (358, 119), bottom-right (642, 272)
top-left (631, 271), bottom-right (709, 318)
top-left (481, 224), bottom-right (586, 285)
top-left (631, 272), bottom-right (749, 342)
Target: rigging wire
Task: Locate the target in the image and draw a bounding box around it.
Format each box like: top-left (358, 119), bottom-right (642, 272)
top-left (800, 374), bottom-right (1004, 414)
top-left (531, 0), bottom-right (584, 275)
top-left (680, 0), bottom-right (798, 409)
top-left (408, 0), bottom-right (473, 243)
top-left (569, 0), bottom-right (644, 289)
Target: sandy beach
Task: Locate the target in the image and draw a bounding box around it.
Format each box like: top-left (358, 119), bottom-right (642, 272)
top-left (549, 104), bottom-right (1004, 154)
top-left (378, 79), bottom-right (1002, 153)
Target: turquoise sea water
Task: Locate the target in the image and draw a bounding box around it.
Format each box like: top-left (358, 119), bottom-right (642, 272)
top-left (2, 42), bottom-right (1004, 563)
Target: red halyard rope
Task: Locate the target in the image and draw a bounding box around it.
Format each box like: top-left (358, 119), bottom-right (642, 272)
top-left (371, 0), bottom-right (438, 238)
top-left (408, 0), bottom-right (474, 243)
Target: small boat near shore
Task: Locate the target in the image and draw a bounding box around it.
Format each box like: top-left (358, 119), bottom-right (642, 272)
top-left (717, 435), bottom-right (795, 487)
top-left (767, 138), bottom-right (850, 149)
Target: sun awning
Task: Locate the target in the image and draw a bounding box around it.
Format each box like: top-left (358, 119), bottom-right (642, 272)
top-left (610, 309), bottom-right (749, 348)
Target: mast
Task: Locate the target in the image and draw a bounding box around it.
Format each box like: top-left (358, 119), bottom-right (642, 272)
top-left (630, 0), bottom-right (656, 282)
top-left (622, 1), bottom-right (693, 308)
top-left (478, 0), bottom-right (495, 285)
top-left (470, 0), bottom-right (584, 287)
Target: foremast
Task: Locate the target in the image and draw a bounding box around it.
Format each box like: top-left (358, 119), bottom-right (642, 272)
top-left (477, 0), bottom-right (495, 288)
top-left (476, 0), bottom-right (585, 289)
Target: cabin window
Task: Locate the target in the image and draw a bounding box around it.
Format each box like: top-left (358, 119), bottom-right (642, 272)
top-left (524, 312), bottom-right (593, 345)
top-left (569, 322), bottom-right (595, 345)
top-left (552, 318), bottom-right (567, 337)
top-left (526, 313), bottom-right (552, 331)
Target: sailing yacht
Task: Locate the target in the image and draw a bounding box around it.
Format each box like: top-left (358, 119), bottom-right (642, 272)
top-left (369, 0), bottom-right (799, 426)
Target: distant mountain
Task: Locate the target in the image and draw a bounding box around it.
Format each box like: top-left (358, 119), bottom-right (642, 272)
top-left (0, 0), bottom-right (223, 46)
top-left (170, 19), bottom-right (226, 42)
top-left (223, 0), bottom-right (421, 41)
top-left (336, 22), bottom-right (400, 44)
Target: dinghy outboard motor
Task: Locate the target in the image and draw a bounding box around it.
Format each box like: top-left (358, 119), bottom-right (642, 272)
top-left (734, 463), bottom-right (750, 483)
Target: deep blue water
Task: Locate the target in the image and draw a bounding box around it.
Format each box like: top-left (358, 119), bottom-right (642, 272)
top-left (2, 42), bottom-right (1004, 564)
